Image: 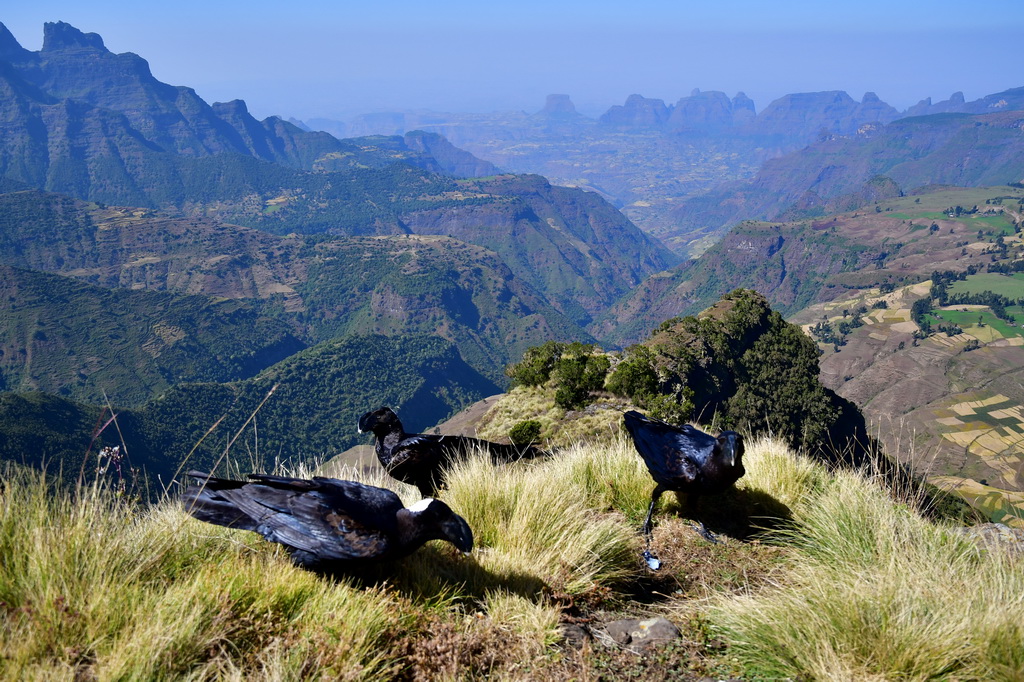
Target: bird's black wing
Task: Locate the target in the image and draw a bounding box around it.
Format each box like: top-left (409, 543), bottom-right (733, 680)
top-left (385, 434), bottom-right (450, 470)
top-left (623, 412), bottom-right (718, 485)
top-left (186, 472), bottom-right (404, 562)
top-left (182, 472), bottom-right (261, 532)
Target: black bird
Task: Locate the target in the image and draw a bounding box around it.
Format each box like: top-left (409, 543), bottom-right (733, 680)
top-left (182, 471), bottom-right (473, 568)
top-left (358, 406), bottom-right (545, 497)
top-left (623, 410), bottom-right (745, 544)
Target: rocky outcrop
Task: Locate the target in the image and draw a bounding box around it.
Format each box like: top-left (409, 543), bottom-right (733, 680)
top-left (667, 89), bottom-right (739, 132)
top-left (0, 21), bottom-right (348, 173)
top-left (905, 91), bottom-right (968, 117)
top-left (599, 94), bottom-right (671, 127)
top-left (539, 93), bottom-right (578, 116)
top-left (750, 90), bottom-right (900, 139)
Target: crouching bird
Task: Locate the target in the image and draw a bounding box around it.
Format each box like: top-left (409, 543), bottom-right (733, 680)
top-left (623, 410), bottom-right (745, 546)
top-left (358, 406), bottom-right (546, 497)
top-left (182, 471), bottom-right (473, 569)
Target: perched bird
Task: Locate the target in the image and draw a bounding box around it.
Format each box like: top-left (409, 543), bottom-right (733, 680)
top-left (623, 410), bottom-right (745, 544)
top-left (358, 406), bottom-right (545, 497)
top-left (182, 471), bottom-right (473, 568)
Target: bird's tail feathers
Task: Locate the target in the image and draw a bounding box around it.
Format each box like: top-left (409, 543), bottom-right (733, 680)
top-left (182, 472), bottom-right (259, 531)
top-left (488, 442), bottom-right (549, 463)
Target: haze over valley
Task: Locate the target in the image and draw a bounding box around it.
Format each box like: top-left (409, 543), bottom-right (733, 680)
top-left (2, 4), bottom-right (1024, 677)
top-left (1, 13), bottom-right (1023, 511)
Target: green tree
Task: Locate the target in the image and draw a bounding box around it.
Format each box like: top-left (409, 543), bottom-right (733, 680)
top-left (506, 341), bottom-right (564, 387)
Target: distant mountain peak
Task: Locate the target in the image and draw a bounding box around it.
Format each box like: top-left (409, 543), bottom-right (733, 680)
top-left (212, 99), bottom-right (251, 116)
top-left (42, 21), bottom-right (106, 52)
top-left (0, 22), bottom-right (32, 62)
top-left (541, 94), bottom-right (577, 115)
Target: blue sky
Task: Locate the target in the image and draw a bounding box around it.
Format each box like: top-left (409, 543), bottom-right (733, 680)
top-left (4, 1), bottom-right (1023, 120)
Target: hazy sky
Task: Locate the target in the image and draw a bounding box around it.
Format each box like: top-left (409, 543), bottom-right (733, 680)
top-left (4, 1), bottom-right (1023, 120)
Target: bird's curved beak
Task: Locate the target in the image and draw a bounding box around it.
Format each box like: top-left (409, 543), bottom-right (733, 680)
top-left (444, 516), bottom-right (474, 554)
top-left (719, 433), bottom-right (741, 467)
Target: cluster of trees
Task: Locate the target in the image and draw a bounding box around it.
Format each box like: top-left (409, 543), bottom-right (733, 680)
top-left (909, 266), bottom-right (1024, 337)
top-left (987, 258), bottom-right (1024, 275)
top-left (944, 205), bottom-right (979, 217)
top-left (507, 290), bottom-right (867, 457)
top-left (808, 305), bottom-right (877, 349)
top-left (506, 341), bottom-right (610, 410)
top-left (607, 290), bottom-right (851, 452)
top-left (930, 268), bottom-right (1019, 323)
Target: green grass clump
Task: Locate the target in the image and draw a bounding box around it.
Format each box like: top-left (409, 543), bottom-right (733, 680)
top-left (442, 443), bottom-right (642, 596)
top-left (707, 466), bottom-right (1024, 680)
top-left (0, 467), bottom-right (404, 679)
top-left (3, 426), bottom-right (1023, 679)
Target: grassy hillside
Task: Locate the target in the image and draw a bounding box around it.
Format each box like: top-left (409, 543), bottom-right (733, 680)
top-left (794, 279), bottom-right (1024, 527)
top-left (2, 429), bottom-right (1020, 679)
top-left (597, 185), bottom-right (1024, 346)
top-left (0, 334), bottom-right (498, 489)
top-left (0, 264), bottom-right (303, 406)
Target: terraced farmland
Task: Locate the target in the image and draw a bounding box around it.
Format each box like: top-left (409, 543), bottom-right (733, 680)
top-left (801, 281), bottom-right (1024, 527)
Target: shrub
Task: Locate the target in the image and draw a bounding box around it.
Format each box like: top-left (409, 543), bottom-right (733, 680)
top-left (606, 345), bottom-right (659, 400)
top-left (508, 342), bottom-right (610, 410)
top-left (508, 419), bottom-right (542, 446)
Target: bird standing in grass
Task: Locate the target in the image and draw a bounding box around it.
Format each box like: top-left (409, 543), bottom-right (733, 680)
top-left (358, 406), bottom-right (546, 497)
top-left (182, 471), bottom-right (473, 569)
top-left (623, 410), bottom-right (745, 547)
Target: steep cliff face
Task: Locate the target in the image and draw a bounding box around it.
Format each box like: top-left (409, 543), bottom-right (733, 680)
top-left (596, 88), bottom-right (901, 140)
top-left (400, 174), bottom-right (677, 325)
top-left (666, 89), bottom-right (738, 132)
top-left (4, 21), bottom-right (346, 166)
top-left (904, 87), bottom-right (1024, 117)
top-left (599, 94), bottom-right (671, 127)
top-left (402, 130), bottom-right (502, 178)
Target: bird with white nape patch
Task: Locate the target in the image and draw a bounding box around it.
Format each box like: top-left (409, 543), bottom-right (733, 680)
top-left (182, 471), bottom-right (473, 569)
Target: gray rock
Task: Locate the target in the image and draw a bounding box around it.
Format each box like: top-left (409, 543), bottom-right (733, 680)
top-left (602, 617), bottom-right (680, 650)
top-left (951, 523), bottom-right (1024, 556)
top-left (605, 619), bottom-right (638, 645)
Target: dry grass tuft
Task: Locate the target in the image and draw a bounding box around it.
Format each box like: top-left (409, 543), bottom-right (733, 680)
top-left (4, 424), bottom-right (1022, 679)
top-left (0, 466), bottom-right (406, 680)
top-left (441, 445), bottom-right (640, 596)
top-left (707, 465), bottom-right (1024, 680)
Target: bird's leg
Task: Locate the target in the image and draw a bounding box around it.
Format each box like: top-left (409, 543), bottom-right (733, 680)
top-left (685, 494), bottom-right (719, 544)
top-left (641, 485), bottom-right (665, 537)
top-left (640, 485), bottom-right (664, 570)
